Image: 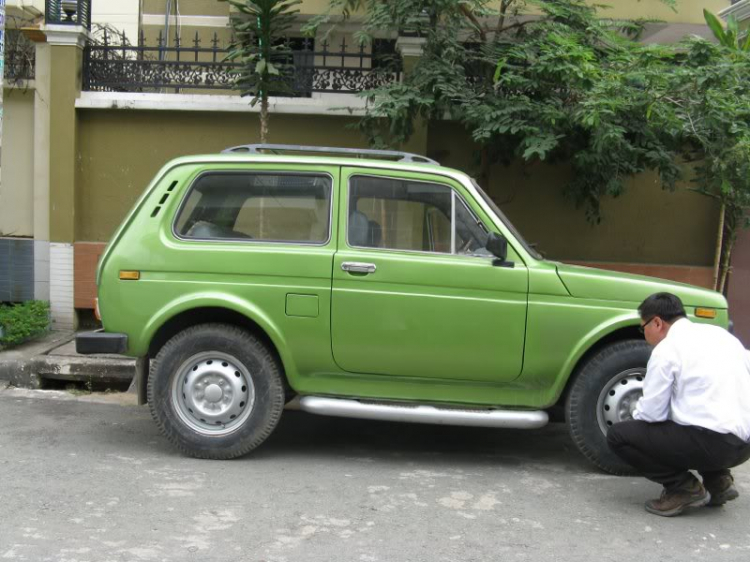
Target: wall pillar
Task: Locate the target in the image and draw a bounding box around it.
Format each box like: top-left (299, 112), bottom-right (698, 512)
top-left (33, 24), bottom-right (89, 330)
top-left (33, 41), bottom-right (50, 304)
top-left (395, 36), bottom-right (428, 157)
top-left (727, 222), bottom-right (750, 348)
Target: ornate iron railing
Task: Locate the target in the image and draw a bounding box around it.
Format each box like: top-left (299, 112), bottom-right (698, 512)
top-left (82, 30), bottom-right (402, 95)
top-left (45, 0), bottom-right (91, 29)
top-left (4, 29), bottom-right (36, 82)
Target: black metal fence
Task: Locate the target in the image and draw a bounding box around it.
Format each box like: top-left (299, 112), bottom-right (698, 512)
top-left (4, 29), bottom-right (36, 82)
top-left (45, 0), bottom-right (92, 29)
top-left (82, 30), bottom-right (402, 95)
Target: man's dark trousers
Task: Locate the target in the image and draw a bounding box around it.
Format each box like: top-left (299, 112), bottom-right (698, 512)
top-left (608, 420), bottom-right (750, 491)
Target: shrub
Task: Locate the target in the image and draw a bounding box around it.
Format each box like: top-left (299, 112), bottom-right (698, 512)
top-left (0, 301), bottom-right (51, 349)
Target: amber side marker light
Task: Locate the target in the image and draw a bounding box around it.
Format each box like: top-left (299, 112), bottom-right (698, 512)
top-left (695, 307), bottom-right (717, 319)
top-left (119, 270), bottom-right (141, 281)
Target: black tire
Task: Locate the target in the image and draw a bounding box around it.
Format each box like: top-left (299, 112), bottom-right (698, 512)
top-left (566, 339), bottom-right (651, 475)
top-left (148, 323), bottom-right (285, 459)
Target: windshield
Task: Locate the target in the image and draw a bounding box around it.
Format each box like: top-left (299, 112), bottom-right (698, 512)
top-left (470, 179), bottom-right (544, 261)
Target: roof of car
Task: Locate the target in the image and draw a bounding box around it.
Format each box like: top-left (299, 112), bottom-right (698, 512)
top-left (170, 153), bottom-right (468, 180)
top-left (220, 144), bottom-right (441, 165)
top-left (168, 145), bottom-right (467, 179)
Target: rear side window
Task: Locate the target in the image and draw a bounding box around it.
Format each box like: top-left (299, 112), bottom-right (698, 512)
top-left (174, 172), bottom-right (333, 244)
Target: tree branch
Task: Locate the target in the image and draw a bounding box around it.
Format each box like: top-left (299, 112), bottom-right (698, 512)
top-left (460, 4), bottom-right (487, 42)
top-left (496, 19), bottom-right (537, 36)
top-left (497, 0), bottom-right (512, 34)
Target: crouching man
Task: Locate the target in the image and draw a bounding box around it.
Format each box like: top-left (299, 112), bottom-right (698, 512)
top-left (608, 292), bottom-right (750, 517)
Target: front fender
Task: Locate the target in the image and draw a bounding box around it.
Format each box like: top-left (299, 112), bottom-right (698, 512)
top-left (547, 312), bottom-right (642, 405)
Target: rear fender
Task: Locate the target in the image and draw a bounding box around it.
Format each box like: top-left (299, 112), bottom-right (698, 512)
top-left (136, 292), bottom-right (296, 379)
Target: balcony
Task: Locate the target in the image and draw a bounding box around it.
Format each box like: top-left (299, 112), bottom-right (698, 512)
top-left (82, 30), bottom-right (402, 96)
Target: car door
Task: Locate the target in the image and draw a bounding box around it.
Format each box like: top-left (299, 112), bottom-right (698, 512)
top-left (331, 167), bottom-right (529, 383)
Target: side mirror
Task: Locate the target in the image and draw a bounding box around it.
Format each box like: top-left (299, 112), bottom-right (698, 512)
top-left (486, 232), bottom-right (513, 267)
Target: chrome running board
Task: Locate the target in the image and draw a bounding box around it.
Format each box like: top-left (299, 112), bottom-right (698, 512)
top-left (298, 396), bottom-right (548, 429)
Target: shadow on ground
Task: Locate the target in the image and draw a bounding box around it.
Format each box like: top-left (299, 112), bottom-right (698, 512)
top-left (2, 394), bottom-right (597, 475)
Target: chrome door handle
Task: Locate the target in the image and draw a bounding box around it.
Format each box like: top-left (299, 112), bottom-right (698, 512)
top-left (341, 262), bottom-right (377, 274)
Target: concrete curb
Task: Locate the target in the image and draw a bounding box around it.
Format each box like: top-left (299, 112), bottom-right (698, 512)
top-left (0, 331), bottom-right (135, 389)
top-left (32, 355), bottom-right (136, 385)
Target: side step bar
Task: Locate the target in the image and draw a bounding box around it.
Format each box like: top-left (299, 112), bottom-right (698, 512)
top-left (298, 396), bottom-right (548, 429)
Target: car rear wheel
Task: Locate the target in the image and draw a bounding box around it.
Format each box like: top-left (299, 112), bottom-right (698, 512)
top-left (148, 323), bottom-right (285, 459)
top-left (566, 339), bottom-right (650, 475)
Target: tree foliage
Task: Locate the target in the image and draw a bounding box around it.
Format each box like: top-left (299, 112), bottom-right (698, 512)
top-left (309, 0), bottom-right (682, 221)
top-left (648, 30), bottom-right (750, 291)
top-left (223, 0), bottom-right (302, 142)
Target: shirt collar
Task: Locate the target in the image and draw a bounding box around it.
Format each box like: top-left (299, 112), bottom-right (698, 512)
top-left (666, 317), bottom-right (691, 339)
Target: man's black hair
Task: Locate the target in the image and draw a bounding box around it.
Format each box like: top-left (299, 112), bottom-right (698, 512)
top-left (638, 292), bottom-right (687, 323)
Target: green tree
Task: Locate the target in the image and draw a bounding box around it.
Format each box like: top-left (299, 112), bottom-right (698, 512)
top-left (223, 0), bottom-right (302, 143)
top-left (307, 0), bottom-right (679, 221)
top-left (647, 15), bottom-right (750, 292)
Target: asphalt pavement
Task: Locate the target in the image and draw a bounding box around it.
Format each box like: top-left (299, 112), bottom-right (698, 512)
top-left (1, 386), bottom-right (750, 562)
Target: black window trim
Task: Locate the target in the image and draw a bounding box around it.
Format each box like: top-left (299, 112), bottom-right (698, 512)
top-left (171, 169), bottom-right (336, 247)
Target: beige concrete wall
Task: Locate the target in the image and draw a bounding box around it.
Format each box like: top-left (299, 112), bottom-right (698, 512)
top-left (428, 121), bottom-right (718, 266)
top-left (92, 0), bottom-right (140, 37)
top-left (48, 46), bottom-right (83, 244)
top-left (140, 0), bottom-right (729, 22)
top-left (581, 0), bottom-right (727, 24)
top-left (75, 108), bottom-right (719, 267)
top-left (0, 89), bottom-right (35, 238)
top-left (143, 0), bottom-right (228, 17)
top-left (300, 0), bottom-right (729, 23)
top-left (75, 109), bottom-right (366, 241)
top-left (301, 0), bottom-right (729, 23)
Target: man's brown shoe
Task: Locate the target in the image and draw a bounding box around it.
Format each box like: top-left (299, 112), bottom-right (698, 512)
top-left (705, 475), bottom-right (740, 507)
top-left (644, 482), bottom-right (711, 517)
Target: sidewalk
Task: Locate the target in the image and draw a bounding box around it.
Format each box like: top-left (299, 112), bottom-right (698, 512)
top-left (0, 331), bottom-right (135, 389)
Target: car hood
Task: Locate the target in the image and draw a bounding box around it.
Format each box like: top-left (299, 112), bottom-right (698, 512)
top-left (554, 262), bottom-right (727, 308)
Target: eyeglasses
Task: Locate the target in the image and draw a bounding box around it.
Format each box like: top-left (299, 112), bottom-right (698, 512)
top-left (639, 316), bottom-right (656, 335)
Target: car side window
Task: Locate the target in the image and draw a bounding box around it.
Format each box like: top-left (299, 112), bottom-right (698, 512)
top-left (175, 172), bottom-right (332, 244)
top-left (348, 175), bottom-right (488, 255)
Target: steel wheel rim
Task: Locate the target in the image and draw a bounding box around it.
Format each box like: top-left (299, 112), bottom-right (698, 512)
top-left (171, 351), bottom-right (256, 436)
top-left (596, 368), bottom-right (645, 436)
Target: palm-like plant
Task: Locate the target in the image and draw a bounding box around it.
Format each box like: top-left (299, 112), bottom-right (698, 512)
top-left (223, 0), bottom-right (302, 142)
top-left (703, 9), bottom-right (750, 52)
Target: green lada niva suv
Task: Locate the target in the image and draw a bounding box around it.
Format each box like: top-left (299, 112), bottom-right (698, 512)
top-left (77, 144), bottom-right (729, 474)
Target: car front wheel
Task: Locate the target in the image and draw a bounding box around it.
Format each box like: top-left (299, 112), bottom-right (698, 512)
top-left (566, 339), bottom-right (650, 475)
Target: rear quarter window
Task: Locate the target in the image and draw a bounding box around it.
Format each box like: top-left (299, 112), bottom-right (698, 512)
top-left (174, 172), bottom-right (333, 244)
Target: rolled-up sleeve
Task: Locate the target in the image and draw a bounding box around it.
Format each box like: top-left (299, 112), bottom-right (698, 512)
top-left (633, 348), bottom-right (677, 423)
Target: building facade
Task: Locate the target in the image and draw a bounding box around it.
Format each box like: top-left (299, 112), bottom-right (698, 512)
top-left (0, 0), bottom-right (739, 334)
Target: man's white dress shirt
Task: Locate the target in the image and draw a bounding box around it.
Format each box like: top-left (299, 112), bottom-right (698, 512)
top-left (633, 318), bottom-right (750, 442)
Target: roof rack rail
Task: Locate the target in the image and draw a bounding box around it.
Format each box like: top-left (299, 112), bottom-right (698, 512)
top-left (221, 144), bottom-right (440, 165)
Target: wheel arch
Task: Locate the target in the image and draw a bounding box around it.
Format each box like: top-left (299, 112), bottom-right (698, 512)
top-left (552, 323), bottom-right (644, 412)
top-left (135, 296), bottom-right (296, 405)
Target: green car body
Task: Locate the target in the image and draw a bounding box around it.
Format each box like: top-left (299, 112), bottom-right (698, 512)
top-left (85, 151), bottom-right (728, 469)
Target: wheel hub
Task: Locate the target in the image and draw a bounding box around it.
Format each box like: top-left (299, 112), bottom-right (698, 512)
top-left (596, 368), bottom-right (645, 436)
top-left (172, 352), bottom-right (256, 436)
top-left (204, 383), bottom-right (223, 403)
